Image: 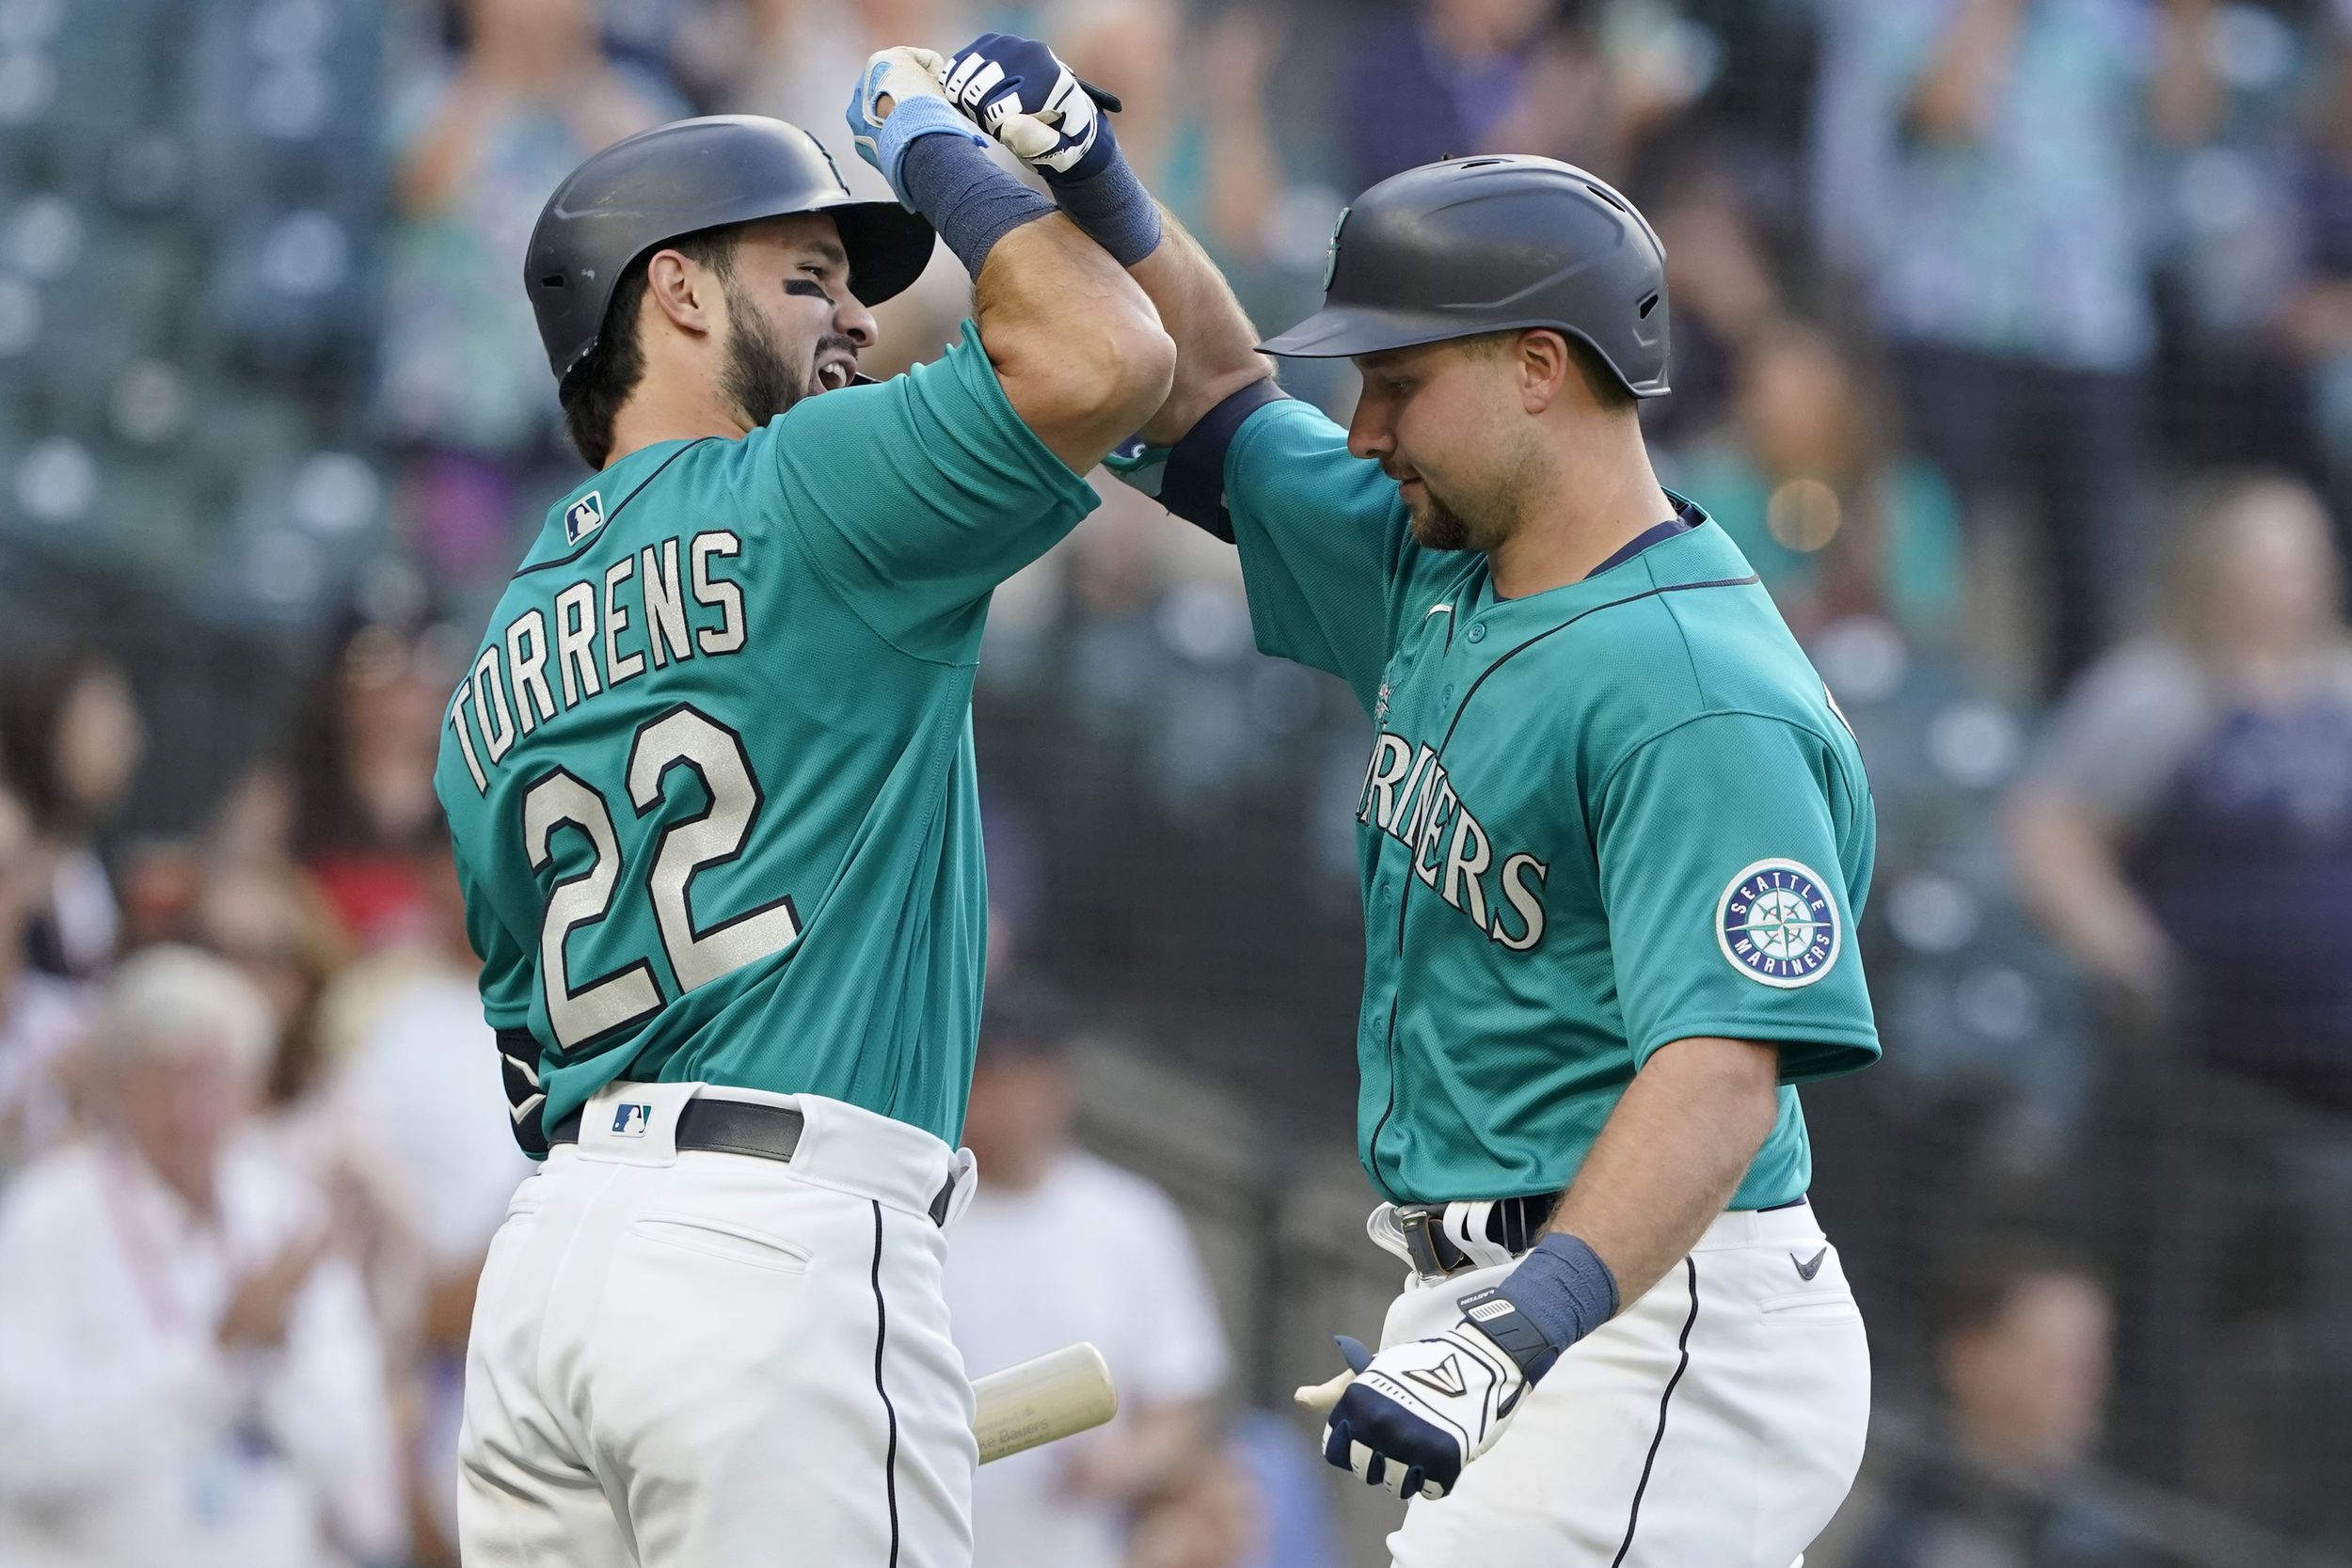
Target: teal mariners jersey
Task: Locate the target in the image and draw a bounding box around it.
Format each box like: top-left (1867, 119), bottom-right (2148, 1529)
top-left (1134, 397), bottom-right (1881, 1207)
top-left (435, 329), bottom-right (1097, 1148)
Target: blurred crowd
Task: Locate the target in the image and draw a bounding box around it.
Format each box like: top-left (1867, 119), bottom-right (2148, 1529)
top-left (6, 0), bottom-right (2352, 1562)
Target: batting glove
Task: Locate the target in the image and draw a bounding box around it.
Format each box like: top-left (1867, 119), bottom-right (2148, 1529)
top-left (845, 45), bottom-right (988, 207)
top-left (1316, 1310), bottom-right (1533, 1501)
top-left (938, 32), bottom-right (1124, 182)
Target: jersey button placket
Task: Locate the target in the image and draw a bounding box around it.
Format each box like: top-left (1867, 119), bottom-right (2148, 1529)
top-left (1466, 621), bottom-right (1486, 644)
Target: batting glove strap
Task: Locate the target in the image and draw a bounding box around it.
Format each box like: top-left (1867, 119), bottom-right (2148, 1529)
top-left (1472, 1231), bottom-right (1621, 1386)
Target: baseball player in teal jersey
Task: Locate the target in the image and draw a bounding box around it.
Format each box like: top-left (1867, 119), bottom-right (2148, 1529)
top-left (439, 81), bottom-right (1171, 1568)
top-left (932, 37), bottom-right (1878, 1566)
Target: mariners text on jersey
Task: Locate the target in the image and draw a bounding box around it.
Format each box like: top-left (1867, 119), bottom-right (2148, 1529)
top-left (1357, 731), bottom-right (1549, 952)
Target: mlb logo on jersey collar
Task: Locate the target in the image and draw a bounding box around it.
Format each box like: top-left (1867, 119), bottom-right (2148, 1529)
top-left (564, 490), bottom-right (605, 545)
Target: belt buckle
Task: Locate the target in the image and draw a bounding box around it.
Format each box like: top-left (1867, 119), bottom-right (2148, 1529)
top-left (1398, 1205), bottom-right (1454, 1282)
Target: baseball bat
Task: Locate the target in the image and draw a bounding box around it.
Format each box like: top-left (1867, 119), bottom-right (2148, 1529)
top-left (971, 1342), bottom-right (1119, 1465)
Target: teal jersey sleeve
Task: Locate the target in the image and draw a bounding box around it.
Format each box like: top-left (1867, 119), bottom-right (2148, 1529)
top-left (1594, 711), bottom-right (1882, 1081)
top-left (774, 323), bottom-right (1100, 662)
top-left (453, 823), bottom-right (533, 1035)
top-left (1220, 400), bottom-right (1426, 713)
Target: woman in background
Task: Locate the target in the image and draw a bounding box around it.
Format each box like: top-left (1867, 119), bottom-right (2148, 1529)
top-left (0, 636), bottom-right (146, 980)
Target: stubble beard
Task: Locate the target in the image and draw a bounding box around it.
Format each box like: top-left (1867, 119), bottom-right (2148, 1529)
top-left (1407, 490), bottom-right (1478, 552)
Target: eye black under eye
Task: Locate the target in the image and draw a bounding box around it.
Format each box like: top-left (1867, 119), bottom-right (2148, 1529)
top-left (784, 278), bottom-right (830, 299)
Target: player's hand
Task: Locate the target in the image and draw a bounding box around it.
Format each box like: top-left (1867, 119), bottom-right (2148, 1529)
top-left (845, 45), bottom-right (980, 205)
top-left (1316, 1321), bottom-right (1528, 1501)
top-left (938, 33), bottom-right (1123, 181)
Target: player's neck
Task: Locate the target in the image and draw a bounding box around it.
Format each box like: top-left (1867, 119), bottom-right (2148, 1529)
top-left (605, 379), bottom-right (754, 469)
top-left (1485, 438), bottom-right (1674, 600)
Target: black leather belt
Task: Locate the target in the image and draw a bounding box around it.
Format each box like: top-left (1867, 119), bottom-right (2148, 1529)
top-left (1399, 1192), bottom-right (1809, 1278)
top-left (549, 1099), bottom-right (956, 1227)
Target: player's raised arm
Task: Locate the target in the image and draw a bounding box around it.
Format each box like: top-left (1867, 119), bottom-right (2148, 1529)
top-left (846, 48), bottom-right (1171, 474)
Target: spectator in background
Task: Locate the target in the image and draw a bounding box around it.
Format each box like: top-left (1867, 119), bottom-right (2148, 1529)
top-left (1662, 318), bottom-right (1963, 646)
top-left (0, 789), bottom-right (88, 1172)
top-left (0, 635), bottom-right (145, 979)
top-left (310, 820), bottom-right (531, 1565)
top-left (191, 855), bottom-right (351, 1111)
top-left (0, 947), bottom-right (401, 1568)
top-left (2277, 12), bottom-right (2352, 521)
top-left (1810, 0), bottom-right (2220, 689)
top-left (2007, 474), bottom-right (2352, 1114)
top-left (1336, 0), bottom-right (1695, 193)
top-left (284, 617), bottom-right (465, 950)
top-left (380, 0), bottom-right (682, 581)
top-left (945, 985), bottom-right (1232, 1568)
top-left (1843, 1242), bottom-right (2143, 1568)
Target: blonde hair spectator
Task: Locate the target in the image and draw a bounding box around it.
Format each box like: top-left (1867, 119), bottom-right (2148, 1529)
top-left (91, 944), bottom-right (277, 1082)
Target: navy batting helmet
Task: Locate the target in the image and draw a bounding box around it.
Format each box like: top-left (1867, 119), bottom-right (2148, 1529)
top-left (1259, 155), bottom-right (1670, 398)
top-left (525, 116), bottom-right (937, 384)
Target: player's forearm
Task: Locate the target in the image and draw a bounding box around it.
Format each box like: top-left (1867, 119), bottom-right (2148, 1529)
top-left (1549, 1036), bottom-right (1783, 1305)
top-left (871, 70), bottom-right (1172, 469)
top-left (971, 214), bottom-right (1175, 465)
top-left (1123, 212), bottom-right (1278, 448)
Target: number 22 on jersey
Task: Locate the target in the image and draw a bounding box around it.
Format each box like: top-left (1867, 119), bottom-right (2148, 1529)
top-left (522, 705), bottom-right (800, 1052)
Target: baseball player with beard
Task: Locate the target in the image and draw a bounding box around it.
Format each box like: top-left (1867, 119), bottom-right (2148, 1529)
top-left (930, 36), bottom-right (1880, 1567)
top-left (438, 81), bottom-right (1172, 1568)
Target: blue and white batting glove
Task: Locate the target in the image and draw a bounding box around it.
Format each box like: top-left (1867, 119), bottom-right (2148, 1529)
top-left (845, 45), bottom-right (988, 208)
top-left (1297, 1234), bottom-right (1618, 1501)
top-left (938, 32), bottom-right (1124, 182)
top-left (1311, 1312), bottom-right (1527, 1501)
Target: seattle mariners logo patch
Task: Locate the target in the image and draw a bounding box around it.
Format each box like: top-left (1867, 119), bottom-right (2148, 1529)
top-left (564, 490), bottom-right (605, 545)
top-left (1716, 859), bottom-right (1840, 989)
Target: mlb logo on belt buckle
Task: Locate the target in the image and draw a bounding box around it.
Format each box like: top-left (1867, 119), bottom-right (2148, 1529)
top-left (611, 1102), bottom-right (653, 1137)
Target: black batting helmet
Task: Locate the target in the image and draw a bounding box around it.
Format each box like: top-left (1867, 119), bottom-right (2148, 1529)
top-left (525, 116), bottom-right (937, 383)
top-left (1259, 155), bottom-right (1670, 398)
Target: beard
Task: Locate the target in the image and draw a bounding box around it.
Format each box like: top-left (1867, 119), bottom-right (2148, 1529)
top-left (719, 289), bottom-right (858, 429)
top-left (1407, 490), bottom-right (1477, 552)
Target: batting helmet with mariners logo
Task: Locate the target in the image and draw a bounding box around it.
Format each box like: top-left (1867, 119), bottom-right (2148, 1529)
top-left (1258, 155), bottom-right (1671, 398)
top-left (525, 116), bottom-right (937, 384)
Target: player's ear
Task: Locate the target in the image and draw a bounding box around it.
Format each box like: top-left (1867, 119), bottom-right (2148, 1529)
top-left (644, 247), bottom-right (718, 340)
top-left (1517, 329), bottom-right (1571, 417)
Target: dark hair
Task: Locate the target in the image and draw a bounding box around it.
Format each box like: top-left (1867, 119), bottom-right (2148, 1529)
top-left (559, 226), bottom-right (739, 469)
top-left (1935, 1236), bottom-right (2105, 1344)
top-left (977, 980), bottom-right (1075, 1062)
top-left (0, 633), bottom-right (122, 834)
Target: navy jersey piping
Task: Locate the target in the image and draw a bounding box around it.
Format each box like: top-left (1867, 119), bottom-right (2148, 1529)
top-left (1366, 572), bottom-right (1761, 1198)
top-left (512, 438), bottom-right (712, 578)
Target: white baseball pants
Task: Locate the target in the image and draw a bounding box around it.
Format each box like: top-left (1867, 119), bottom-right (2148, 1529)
top-left (1381, 1201), bottom-right (1870, 1568)
top-left (457, 1083), bottom-right (978, 1568)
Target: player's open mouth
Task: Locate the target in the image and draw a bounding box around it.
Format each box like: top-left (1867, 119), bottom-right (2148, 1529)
top-left (815, 358), bottom-right (855, 392)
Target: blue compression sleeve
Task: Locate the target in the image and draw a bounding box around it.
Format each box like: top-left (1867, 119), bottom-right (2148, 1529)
top-left (1456, 1233), bottom-right (1620, 1384)
top-left (1050, 154), bottom-right (1163, 266)
top-left (899, 134), bottom-right (1057, 277)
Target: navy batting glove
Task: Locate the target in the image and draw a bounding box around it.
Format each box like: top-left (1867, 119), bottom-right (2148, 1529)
top-left (939, 32), bottom-right (1124, 183)
top-left (1321, 1321), bottom-right (1525, 1500)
